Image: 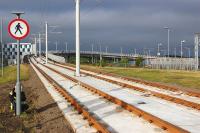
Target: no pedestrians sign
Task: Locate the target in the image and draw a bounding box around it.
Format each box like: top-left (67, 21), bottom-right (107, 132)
top-left (8, 18), bottom-right (30, 40)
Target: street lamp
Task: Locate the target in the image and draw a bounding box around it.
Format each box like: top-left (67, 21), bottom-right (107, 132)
top-left (164, 27), bottom-right (170, 57)
top-left (157, 43), bottom-right (162, 56)
top-left (181, 40), bottom-right (186, 58)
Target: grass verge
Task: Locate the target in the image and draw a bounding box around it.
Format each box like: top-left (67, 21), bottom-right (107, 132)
top-left (80, 65), bottom-right (200, 90)
top-left (0, 64), bottom-right (30, 85)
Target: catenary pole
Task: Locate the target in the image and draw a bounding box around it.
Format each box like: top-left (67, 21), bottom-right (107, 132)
top-left (56, 41), bottom-right (58, 52)
top-left (91, 44), bottom-right (94, 64)
top-left (164, 27), bottom-right (170, 57)
top-left (39, 33), bottom-right (41, 57)
top-left (45, 21), bottom-right (48, 64)
top-left (66, 42), bottom-right (68, 53)
top-left (35, 37), bottom-right (37, 56)
top-left (75, 0), bottom-right (80, 76)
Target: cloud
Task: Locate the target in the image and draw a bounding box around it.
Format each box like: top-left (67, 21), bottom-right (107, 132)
top-left (1, 0), bottom-right (200, 55)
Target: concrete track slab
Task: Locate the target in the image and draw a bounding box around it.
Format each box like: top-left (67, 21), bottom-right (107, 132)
top-left (40, 60), bottom-right (200, 133)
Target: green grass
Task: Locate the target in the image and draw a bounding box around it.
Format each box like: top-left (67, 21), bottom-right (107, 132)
top-left (81, 65), bottom-right (200, 90)
top-left (0, 64), bottom-right (30, 85)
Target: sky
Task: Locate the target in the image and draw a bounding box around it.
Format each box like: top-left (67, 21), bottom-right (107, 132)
top-left (0, 0), bottom-right (200, 56)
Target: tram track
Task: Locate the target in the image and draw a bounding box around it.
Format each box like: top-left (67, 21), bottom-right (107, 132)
top-left (34, 57), bottom-right (190, 133)
top-left (30, 59), bottom-right (111, 133)
top-left (46, 59), bottom-right (200, 111)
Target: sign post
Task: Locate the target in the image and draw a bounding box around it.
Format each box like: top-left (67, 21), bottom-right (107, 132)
top-left (8, 12), bottom-right (30, 116)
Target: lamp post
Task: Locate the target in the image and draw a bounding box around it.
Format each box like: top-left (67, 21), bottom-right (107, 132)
top-left (181, 40), bottom-right (186, 58)
top-left (164, 27), bottom-right (170, 57)
top-left (157, 43), bottom-right (162, 56)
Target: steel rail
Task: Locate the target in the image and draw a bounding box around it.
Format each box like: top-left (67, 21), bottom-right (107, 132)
top-left (48, 61), bottom-right (200, 111)
top-left (55, 60), bottom-right (200, 98)
top-left (30, 59), bottom-right (111, 133)
top-left (82, 66), bottom-right (200, 98)
top-left (36, 58), bottom-right (189, 133)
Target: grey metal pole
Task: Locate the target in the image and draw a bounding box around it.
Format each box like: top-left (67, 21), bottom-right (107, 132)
top-left (120, 47), bottom-right (122, 59)
top-left (66, 42), bottom-right (68, 53)
top-left (181, 41), bottom-right (183, 58)
top-left (39, 33), bottom-right (41, 57)
top-left (45, 21), bottom-right (48, 64)
top-left (35, 37), bottom-right (37, 56)
top-left (100, 44), bottom-right (102, 64)
top-left (91, 44), bottom-right (94, 64)
top-left (56, 41), bottom-right (58, 52)
top-left (181, 40), bottom-right (185, 58)
top-left (164, 27), bottom-right (170, 57)
top-left (189, 48), bottom-right (190, 58)
top-left (168, 29), bottom-right (170, 57)
top-left (134, 48), bottom-right (137, 55)
top-left (174, 47), bottom-right (176, 58)
top-left (16, 39), bottom-right (21, 115)
top-left (157, 44), bottom-right (160, 56)
top-left (1, 18), bottom-right (3, 77)
top-left (105, 46), bottom-right (108, 54)
top-left (75, 0), bottom-right (80, 76)
top-left (12, 12), bottom-right (24, 116)
top-left (194, 34), bottom-right (199, 70)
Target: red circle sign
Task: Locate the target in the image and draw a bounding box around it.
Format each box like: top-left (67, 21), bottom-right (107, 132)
top-left (8, 18), bottom-right (30, 40)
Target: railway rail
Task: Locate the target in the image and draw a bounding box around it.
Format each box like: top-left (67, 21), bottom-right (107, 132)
top-left (45, 59), bottom-right (200, 111)
top-left (30, 59), bottom-right (111, 133)
top-left (65, 63), bottom-right (200, 98)
top-left (48, 58), bottom-right (200, 98)
top-left (79, 66), bottom-right (200, 98)
top-left (34, 57), bottom-right (190, 133)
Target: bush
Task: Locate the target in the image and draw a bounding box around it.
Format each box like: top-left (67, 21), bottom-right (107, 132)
top-left (135, 57), bottom-right (143, 67)
top-left (120, 57), bottom-right (129, 67)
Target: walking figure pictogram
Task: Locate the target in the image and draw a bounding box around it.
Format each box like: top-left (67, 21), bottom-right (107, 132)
top-left (15, 23), bottom-right (23, 35)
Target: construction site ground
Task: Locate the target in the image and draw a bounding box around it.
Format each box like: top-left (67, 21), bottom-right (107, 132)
top-left (0, 64), bottom-right (72, 133)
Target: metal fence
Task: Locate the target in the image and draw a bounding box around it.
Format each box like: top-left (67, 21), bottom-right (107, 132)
top-left (149, 57), bottom-right (196, 70)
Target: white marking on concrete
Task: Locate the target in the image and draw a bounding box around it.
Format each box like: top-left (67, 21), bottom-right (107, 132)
top-left (30, 61), bottom-right (97, 133)
top-left (57, 62), bottom-right (200, 104)
top-left (39, 60), bottom-right (200, 133)
top-left (33, 58), bottom-right (165, 133)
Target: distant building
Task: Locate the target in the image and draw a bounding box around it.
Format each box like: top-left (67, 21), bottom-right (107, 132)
top-left (3, 43), bottom-right (32, 65)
